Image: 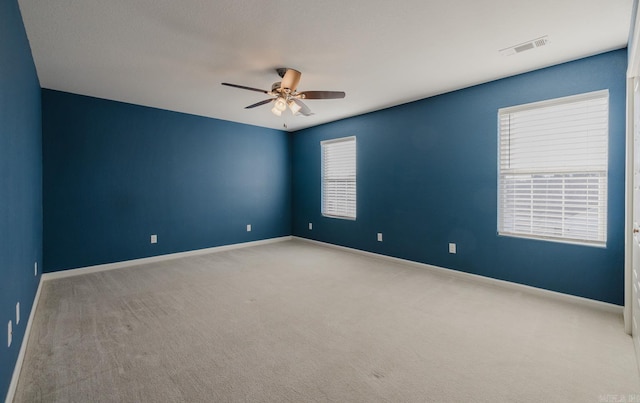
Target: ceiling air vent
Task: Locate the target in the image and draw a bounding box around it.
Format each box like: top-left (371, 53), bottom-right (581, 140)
top-left (500, 36), bottom-right (549, 56)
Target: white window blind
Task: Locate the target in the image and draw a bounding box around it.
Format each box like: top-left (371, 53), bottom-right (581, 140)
top-left (322, 136), bottom-right (356, 219)
top-left (498, 90), bottom-right (608, 246)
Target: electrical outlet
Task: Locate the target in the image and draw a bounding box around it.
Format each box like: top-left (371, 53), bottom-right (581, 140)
top-left (246, 224), bottom-right (251, 232)
top-left (16, 302), bottom-right (20, 325)
top-left (150, 234), bottom-right (157, 244)
top-left (377, 233), bottom-right (383, 242)
top-left (308, 223), bottom-right (313, 230)
top-left (34, 261), bottom-right (37, 276)
top-left (8, 320), bottom-right (12, 347)
top-left (449, 243), bottom-right (457, 254)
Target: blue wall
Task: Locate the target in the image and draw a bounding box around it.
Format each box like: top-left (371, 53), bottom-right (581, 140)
top-left (42, 90), bottom-right (291, 272)
top-left (0, 0), bottom-right (42, 399)
top-left (292, 50), bottom-right (627, 305)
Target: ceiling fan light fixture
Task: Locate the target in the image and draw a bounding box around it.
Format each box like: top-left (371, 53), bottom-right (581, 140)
top-left (288, 100), bottom-right (301, 115)
top-left (222, 68), bottom-right (346, 119)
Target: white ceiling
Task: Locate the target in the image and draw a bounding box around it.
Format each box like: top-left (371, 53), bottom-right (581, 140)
top-left (17, 0), bottom-right (634, 132)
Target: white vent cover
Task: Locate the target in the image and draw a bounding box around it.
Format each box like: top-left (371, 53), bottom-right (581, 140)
top-left (500, 36), bottom-right (549, 56)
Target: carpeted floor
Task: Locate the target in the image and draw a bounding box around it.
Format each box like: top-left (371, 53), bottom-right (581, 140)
top-left (12, 240), bottom-right (640, 402)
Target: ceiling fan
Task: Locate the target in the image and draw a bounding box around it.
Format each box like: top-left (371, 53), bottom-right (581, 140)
top-left (222, 68), bottom-right (345, 117)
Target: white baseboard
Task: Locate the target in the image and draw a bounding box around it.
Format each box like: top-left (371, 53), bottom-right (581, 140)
top-left (5, 278), bottom-right (43, 403)
top-left (42, 236), bottom-right (293, 281)
top-left (293, 236), bottom-right (623, 315)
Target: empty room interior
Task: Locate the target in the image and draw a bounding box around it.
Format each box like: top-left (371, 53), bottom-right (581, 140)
top-left (5, 0), bottom-right (640, 401)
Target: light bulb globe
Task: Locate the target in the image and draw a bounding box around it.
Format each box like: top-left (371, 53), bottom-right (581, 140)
top-left (275, 98), bottom-right (287, 112)
top-left (288, 100), bottom-right (302, 115)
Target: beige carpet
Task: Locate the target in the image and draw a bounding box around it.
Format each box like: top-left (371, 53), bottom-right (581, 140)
top-left (13, 240), bottom-right (640, 402)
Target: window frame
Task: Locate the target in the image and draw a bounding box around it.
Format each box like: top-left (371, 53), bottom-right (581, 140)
top-left (497, 90), bottom-right (609, 247)
top-left (321, 136), bottom-right (357, 220)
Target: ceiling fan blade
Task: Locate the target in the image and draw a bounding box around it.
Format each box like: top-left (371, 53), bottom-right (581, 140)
top-left (221, 82), bottom-right (269, 94)
top-left (298, 91), bottom-right (346, 100)
top-left (280, 69), bottom-right (301, 92)
top-left (245, 99), bottom-right (275, 109)
top-left (291, 99), bottom-right (313, 116)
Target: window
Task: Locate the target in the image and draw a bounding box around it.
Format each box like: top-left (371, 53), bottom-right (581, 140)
top-left (322, 136), bottom-right (356, 219)
top-left (498, 90), bottom-right (608, 246)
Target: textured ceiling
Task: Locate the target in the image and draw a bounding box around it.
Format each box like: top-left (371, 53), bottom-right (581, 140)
top-left (17, 0), bottom-right (634, 132)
